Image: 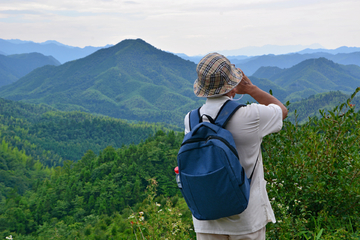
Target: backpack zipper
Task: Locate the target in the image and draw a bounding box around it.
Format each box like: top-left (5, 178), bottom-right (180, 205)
top-left (181, 136), bottom-right (239, 158)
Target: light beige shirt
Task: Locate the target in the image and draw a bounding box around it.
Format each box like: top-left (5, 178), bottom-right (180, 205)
top-left (184, 96), bottom-right (283, 235)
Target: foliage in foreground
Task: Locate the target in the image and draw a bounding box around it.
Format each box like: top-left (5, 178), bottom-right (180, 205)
top-left (1, 88), bottom-right (360, 239)
top-left (0, 130), bottom-right (187, 238)
top-left (1, 179), bottom-right (195, 240)
top-left (263, 87), bottom-right (360, 239)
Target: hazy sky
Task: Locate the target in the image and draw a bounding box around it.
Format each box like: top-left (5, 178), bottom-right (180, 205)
top-left (1, 0), bottom-right (359, 56)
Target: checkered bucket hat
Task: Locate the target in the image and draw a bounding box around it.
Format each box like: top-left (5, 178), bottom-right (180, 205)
top-left (194, 53), bottom-right (243, 97)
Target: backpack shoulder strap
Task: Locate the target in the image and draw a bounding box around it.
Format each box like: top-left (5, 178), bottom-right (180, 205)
top-left (188, 108), bottom-right (201, 131)
top-left (188, 100), bottom-right (246, 131)
top-left (214, 100), bottom-right (246, 128)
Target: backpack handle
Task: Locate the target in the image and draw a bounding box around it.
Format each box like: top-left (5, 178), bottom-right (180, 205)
top-left (201, 114), bottom-right (215, 124)
top-left (190, 121), bottom-right (219, 137)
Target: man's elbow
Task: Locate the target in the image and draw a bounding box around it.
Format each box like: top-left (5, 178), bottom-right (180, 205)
top-left (282, 107), bottom-right (288, 120)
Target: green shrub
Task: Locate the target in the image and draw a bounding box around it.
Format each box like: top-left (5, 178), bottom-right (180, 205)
top-left (127, 179), bottom-right (195, 239)
top-left (264, 87), bottom-right (360, 239)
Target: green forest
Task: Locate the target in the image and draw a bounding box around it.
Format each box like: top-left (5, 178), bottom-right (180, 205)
top-left (0, 97), bottom-right (180, 167)
top-left (0, 88), bottom-right (359, 239)
top-left (2, 39), bottom-right (360, 128)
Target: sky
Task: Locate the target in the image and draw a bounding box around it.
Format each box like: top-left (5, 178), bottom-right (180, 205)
top-left (1, 0), bottom-right (360, 56)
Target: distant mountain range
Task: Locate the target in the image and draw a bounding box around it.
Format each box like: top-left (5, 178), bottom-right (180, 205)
top-left (233, 51), bottom-right (360, 76)
top-left (0, 52), bottom-right (60, 87)
top-left (0, 39), bottom-right (202, 127)
top-left (1, 39), bottom-right (360, 127)
top-left (2, 38), bottom-right (360, 78)
top-left (178, 50), bottom-right (360, 76)
top-left (298, 46), bottom-right (360, 54)
top-left (0, 39), bottom-right (112, 64)
top-left (176, 53), bottom-right (250, 65)
top-left (217, 43), bottom-right (324, 56)
top-left (177, 45), bottom-right (360, 63)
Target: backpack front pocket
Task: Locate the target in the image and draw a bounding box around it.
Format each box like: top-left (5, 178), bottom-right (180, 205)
top-left (182, 166), bottom-right (245, 220)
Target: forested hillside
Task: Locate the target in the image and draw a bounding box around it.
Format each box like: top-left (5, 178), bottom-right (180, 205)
top-left (1, 40), bottom-right (360, 127)
top-left (0, 98), bottom-right (180, 167)
top-left (252, 58), bottom-right (360, 102)
top-left (1, 89), bottom-right (359, 239)
top-left (0, 39), bottom-right (202, 127)
top-left (0, 129), bottom-right (188, 238)
top-left (286, 91), bottom-right (360, 123)
top-left (0, 53), bottom-right (60, 87)
top-left (1, 39), bottom-right (360, 127)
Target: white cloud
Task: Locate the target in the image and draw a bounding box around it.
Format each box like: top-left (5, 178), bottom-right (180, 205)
top-left (0, 0), bottom-right (359, 55)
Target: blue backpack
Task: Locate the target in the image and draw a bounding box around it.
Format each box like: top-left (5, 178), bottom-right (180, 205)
top-left (176, 100), bottom-right (257, 220)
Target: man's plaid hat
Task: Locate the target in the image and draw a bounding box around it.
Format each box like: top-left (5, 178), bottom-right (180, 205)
top-left (194, 52), bottom-right (243, 98)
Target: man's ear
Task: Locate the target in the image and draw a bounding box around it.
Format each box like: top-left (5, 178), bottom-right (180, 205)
top-left (226, 88), bottom-right (236, 98)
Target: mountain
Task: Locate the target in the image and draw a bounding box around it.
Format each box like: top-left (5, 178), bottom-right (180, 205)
top-left (217, 43), bottom-right (323, 56)
top-left (232, 52), bottom-right (360, 76)
top-left (253, 58), bottom-right (360, 101)
top-left (0, 39), bottom-right (201, 127)
top-left (299, 46), bottom-right (360, 54)
top-left (173, 53), bottom-right (206, 64)
top-left (0, 38), bottom-right (112, 64)
top-left (236, 76), bottom-right (288, 103)
top-left (0, 52), bottom-right (60, 87)
top-left (176, 53), bottom-right (250, 64)
top-left (2, 39), bottom-right (359, 126)
top-left (176, 50), bottom-right (360, 75)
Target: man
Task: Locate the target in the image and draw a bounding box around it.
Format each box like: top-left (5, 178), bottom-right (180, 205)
top-left (184, 53), bottom-right (288, 240)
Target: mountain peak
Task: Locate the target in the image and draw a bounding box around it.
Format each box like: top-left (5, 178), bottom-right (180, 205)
top-left (0, 38), bottom-right (198, 127)
top-left (40, 40), bottom-right (71, 47)
top-left (112, 38), bottom-right (158, 52)
top-left (298, 57), bottom-right (337, 68)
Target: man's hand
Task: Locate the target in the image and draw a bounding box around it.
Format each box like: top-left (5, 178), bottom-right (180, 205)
top-left (235, 70), bottom-right (288, 120)
top-left (234, 74), bottom-right (254, 95)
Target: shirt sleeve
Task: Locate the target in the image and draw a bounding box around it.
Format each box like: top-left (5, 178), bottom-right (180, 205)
top-left (257, 103), bottom-right (283, 138)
